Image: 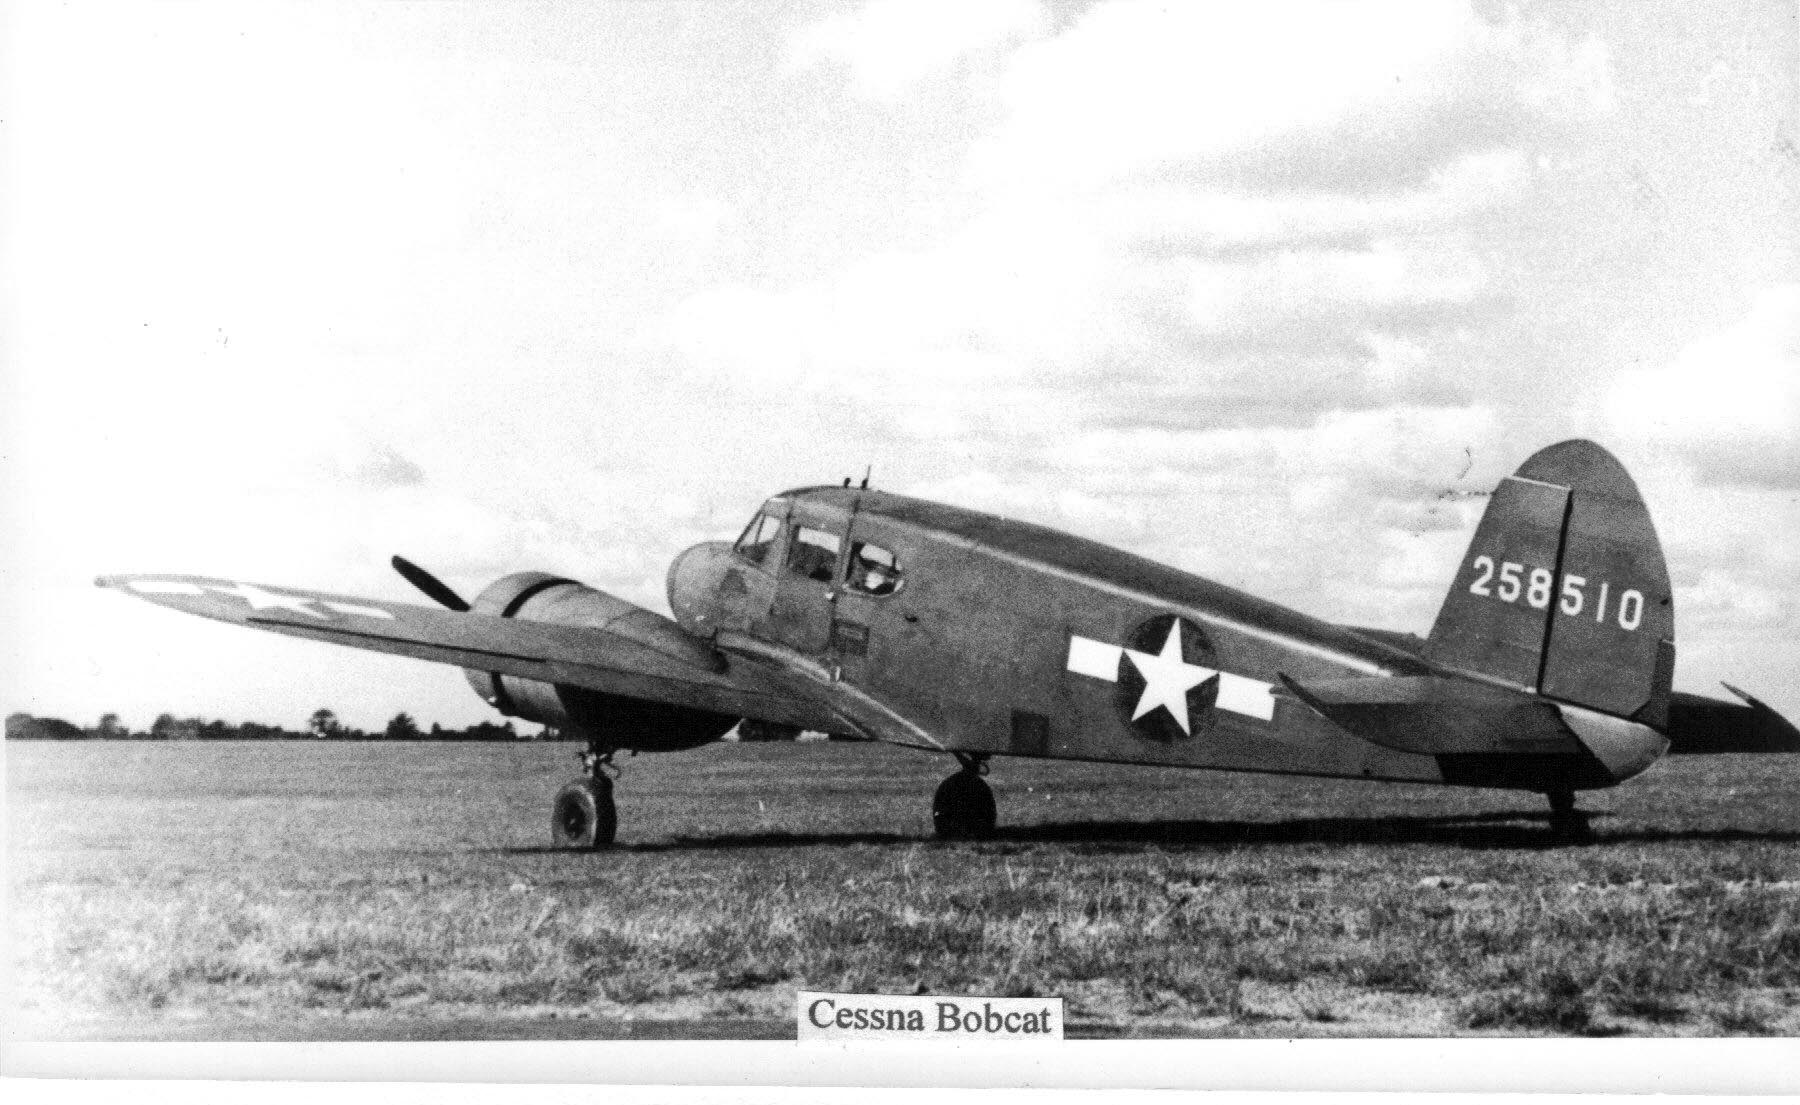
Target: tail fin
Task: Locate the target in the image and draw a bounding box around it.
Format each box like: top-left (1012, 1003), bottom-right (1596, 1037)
top-left (1426, 440), bottom-right (1674, 726)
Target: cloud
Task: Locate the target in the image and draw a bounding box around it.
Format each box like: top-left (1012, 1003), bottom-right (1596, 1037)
top-left (668, 1), bottom-right (1611, 452)
top-left (973, 0), bottom-right (1610, 196)
top-left (786, 0), bottom-right (1047, 99)
top-left (1606, 285), bottom-right (1800, 489)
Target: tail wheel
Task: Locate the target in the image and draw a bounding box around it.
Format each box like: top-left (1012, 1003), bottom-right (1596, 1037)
top-left (552, 776), bottom-right (617, 850)
top-left (933, 769), bottom-right (997, 841)
top-left (1546, 789), bottom-right (1593, 844)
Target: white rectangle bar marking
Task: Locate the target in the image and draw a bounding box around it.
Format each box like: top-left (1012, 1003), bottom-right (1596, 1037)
top-left (1216, 671), bottom-right (1276, 720)
top-left (323, 601), bottom-right (396, 620)
top-left (1066, 636), bottom-right (1122, 681)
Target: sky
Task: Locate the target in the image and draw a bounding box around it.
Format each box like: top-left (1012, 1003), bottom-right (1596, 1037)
top-left (3, 0), bottom-right (1796, 732)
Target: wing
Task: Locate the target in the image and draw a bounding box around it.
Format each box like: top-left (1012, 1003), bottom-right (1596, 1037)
top-left (1666, 685), bottom-right (1800, 754)
top-left (96, 574), bottom-right (841, 732)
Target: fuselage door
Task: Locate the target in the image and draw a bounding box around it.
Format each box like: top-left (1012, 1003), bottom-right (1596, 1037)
top-left (829, 529), bottom-right (910, 680)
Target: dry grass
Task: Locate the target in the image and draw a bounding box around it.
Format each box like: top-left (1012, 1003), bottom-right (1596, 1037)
top-left (6, 740), bottom-right (1798, 1037)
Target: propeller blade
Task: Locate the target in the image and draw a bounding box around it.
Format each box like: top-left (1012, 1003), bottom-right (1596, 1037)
top-left (391, 555), bottom-right (471, 612)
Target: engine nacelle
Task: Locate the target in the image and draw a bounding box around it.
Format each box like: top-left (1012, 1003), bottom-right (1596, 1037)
top-left (462, 571), bottom-right (738, 752)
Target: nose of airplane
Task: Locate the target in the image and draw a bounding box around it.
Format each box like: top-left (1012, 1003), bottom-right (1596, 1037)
top-left (666, 541), bottom-right (736, 634)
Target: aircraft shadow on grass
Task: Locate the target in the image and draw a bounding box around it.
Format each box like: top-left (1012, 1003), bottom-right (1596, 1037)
top-left (494, 812), bottom-right (1800, 854)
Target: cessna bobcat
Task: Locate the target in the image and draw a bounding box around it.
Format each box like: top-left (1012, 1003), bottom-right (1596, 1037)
top-left (103, 440), bottom-right (1798, 846)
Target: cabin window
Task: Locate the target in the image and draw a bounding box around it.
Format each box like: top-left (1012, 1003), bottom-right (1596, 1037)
top-left (786, 526), bottom-right (842, 583)
top-left (846, 541), bottom-right (903, 595)
top-left (735, 512), bottom-right (783, 568)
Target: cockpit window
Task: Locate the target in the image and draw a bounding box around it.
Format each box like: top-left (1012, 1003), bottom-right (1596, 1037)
top-left (734, 512), bottom-right (783, 568)
top-left (786, 526), bottom-right (842, 583)
top-left (847, 541), bottom-right (903, 595)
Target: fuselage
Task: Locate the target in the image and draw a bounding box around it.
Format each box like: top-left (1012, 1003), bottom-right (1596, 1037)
top-left (668, 486), bottom-right (1665, 791)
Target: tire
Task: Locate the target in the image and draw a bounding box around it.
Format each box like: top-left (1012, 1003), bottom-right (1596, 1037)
top-left (933, 771), bottom-right (997, 841)
top-left (1549, 809), bottom-right (1593, 845)
top-left (552, 777), bottom-right (617, 850)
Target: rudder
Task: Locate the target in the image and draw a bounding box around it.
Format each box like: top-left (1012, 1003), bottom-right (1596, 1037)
top-left (1426, 440), bottom-right (1674, 727)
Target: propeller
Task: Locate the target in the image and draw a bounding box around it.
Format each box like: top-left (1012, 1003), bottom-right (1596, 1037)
top-left (391, 555), bottom-right (471, 612)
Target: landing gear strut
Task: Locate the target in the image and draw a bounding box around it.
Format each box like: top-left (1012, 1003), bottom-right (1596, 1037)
top-left (1546, 788), bottom-right (1592, 844)
top-left (552, 738), bottom-right (618, 850)
top-left (933, 753), bottom-right (996, 841)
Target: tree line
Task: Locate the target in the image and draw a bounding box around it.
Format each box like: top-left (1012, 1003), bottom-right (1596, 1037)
top-left (5, 709), bottom-right (543, 741)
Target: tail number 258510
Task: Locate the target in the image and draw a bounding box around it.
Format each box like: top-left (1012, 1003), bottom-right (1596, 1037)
top-left (1467, 555), bottom-right (1644, 631)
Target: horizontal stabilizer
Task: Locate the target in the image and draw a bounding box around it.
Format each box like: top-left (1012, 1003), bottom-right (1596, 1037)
top-left (1278, 673), bottom-right (1584, 757)
top-left (1666, 685), bottom-right (1800, 754)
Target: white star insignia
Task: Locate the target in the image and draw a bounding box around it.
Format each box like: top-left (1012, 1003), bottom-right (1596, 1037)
top-left (205, 582), bottom-right (330, 619)
top-left (1123, 621), bottom-right (1215, 734)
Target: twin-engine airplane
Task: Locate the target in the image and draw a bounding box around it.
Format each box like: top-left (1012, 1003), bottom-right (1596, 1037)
top-left (101, 440), bottom-right (1797, 845)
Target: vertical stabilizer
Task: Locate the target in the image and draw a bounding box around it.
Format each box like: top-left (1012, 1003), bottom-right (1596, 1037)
top-left (1426, 441), bottom-right (1673, 726)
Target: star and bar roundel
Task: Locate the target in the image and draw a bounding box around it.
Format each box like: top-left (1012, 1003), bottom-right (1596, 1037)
top-left (1066, 614), bottom-right (1274, 742)
top-left (125, 578), bottom-right (395, 621)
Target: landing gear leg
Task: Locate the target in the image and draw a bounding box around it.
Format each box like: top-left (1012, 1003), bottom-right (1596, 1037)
top-left (933, 753), bottom-right (996, 841)
top-left (552, 738), bottom-right (618, 850)
top-left (1546, 788), bottom-right (1592, 844)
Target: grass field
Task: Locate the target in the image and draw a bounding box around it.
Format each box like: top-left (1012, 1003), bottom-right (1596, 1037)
top-left (5, 739), bottom-right (1798, 1038)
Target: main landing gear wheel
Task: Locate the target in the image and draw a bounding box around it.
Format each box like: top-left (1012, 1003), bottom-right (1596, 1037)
top-left (553, 775), bottom-right (617, 850)
top-left (1546, 789), bottom-right (1592, 844)
top-left (933, 756), bottom-right (996, 841)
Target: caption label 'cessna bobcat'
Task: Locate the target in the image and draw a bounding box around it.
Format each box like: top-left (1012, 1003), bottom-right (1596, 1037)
top-left (1466, 555), bottom-right (1646, 631)
top-left (798, 991), bottom-right (1063, 1041)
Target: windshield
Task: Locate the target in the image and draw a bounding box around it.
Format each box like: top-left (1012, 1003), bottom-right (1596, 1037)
top-left (734, 512), bottom-right (782, 567)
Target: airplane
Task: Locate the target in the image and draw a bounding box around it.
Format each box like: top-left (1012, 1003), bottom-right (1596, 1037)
top-left (99, 439), bottom-right (1798, 846)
